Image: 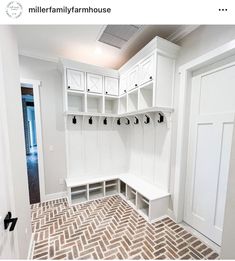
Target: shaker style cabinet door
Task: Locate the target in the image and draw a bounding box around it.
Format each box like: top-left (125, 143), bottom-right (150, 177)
top-left (139, 54), bottom-right (154, 85)
top-left (104, 77), bottom-right (119, 96)
top-left (87, 73), bottom-right (103, 94)
top-left (119, 74), bottom-right (127, 95)
top-left (67, 69), bottom-right (85, 91)
top-left (128, 65), bottom-right (139, 91)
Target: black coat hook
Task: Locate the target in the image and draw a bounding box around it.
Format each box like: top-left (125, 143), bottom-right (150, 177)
top-left (72, 116), bottom-right (77, 124)
top-left (134, 116), bottom-right (139, 125)
top-left (103, 117), bottom-right (107, 125)
top-left (158, 113), bottom-right (164, 123)
top-left (89, 117), bottom-right (93, 125)
top-left (117, 118), bottom-right (121, 125)
top-left (144, 115), bottom-right (150, 124)
top-left (125, 118), bottom-right (130, 125)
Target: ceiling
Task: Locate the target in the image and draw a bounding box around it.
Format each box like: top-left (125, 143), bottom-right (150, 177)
top-left (13, 25), bottom-right (199, 69)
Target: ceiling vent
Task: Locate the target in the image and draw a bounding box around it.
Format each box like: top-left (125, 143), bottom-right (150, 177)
top-left (98, 25), bottom-right (142, 49)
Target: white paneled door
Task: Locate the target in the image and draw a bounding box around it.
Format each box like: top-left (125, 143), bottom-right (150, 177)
top-left (184, 64), bottom-right (235, 245)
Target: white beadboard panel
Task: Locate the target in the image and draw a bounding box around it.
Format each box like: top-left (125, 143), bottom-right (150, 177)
top-left (154, 122), bottom-right (171, 191)
top-left (128, 123), bottom-right (143, 177)
top-left (128, 118), bottom-right (171, 192)
top-left (66, 116), bottom-right (129, 179)
top-left (142, 122), bottom-right (155, 183)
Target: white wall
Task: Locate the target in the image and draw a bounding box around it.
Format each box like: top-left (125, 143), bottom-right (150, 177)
top-left (170, 25), bottom-right (235, 209)
top-left (19, 56), bottom-right (67, 195)
top-left (0, 25), bottom-right (32, 258)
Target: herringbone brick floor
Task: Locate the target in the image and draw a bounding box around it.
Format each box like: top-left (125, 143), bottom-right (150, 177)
top-left (31, 195), bottom-right (219, 260)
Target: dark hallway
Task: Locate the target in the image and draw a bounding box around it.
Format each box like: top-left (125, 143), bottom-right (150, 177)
top-left (21, 87), bottom-right (41, 204)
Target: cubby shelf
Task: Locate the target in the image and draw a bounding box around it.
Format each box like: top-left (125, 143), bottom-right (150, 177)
top-left (66, 174), bottom-right (170, 223)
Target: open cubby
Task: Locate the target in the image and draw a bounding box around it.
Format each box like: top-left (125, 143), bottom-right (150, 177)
top-left (89, 182), bottom-right (104, 200)
top-left (89, 188), bottom-right (104, 200)
top-left (89, 182), bottom-right (103, 191)
top-left (67, 92), bottom-right (85, 112)
top-left (71, 185), bottom-right (88, 204)
top-left (71, 185), bottom-right (86, 193)
top-left (139, 85), bottom-right (153, 110)
top-left (119, 95), bottom-right (127, 114)
top-left (127, 186), bottom-right (136, 205)
top-left (87, 95), bottom-right (103, 113)
top-left (105, 97), bottom-right (119, 114)
top-left (128, 90), bottom-right (138, 112)
top-left (120, 181), bottom-right (126, 196)
top-left (137, 193), bottom-right (149, 216)
top-left (105, 179), bottom-right (118, 196)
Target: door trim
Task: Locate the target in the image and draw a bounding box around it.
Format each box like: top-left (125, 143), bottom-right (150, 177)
top-left (174, 39), bottom-right (235, 223)
top-left (21, 78), bottom-right (46, 202)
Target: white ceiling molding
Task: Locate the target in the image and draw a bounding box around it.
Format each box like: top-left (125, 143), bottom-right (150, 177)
top-left (167, 25), bottom-right (200, 42)
top-left (19, 50), bottom-right (59, 63)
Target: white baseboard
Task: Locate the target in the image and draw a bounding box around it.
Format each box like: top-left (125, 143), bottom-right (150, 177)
top-left (27, 233), bottom-right (35, 260)
top-left (44, 191), bottom-right (67, 202)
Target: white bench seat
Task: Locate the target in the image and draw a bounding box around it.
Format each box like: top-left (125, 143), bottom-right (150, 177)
top-left (65, 173), bottom-right (170, 222)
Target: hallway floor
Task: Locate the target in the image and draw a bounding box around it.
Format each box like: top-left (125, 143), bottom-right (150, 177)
top-left (31, 196), bottom-right (219, 260)
top-left (27, 147), bottom-right (40, 204)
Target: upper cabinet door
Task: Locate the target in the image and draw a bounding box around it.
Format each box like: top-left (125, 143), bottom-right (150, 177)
top-left (87, 73), bottom-right (103, 94)
top-left (128, 65), bottom-right (139, 91)
top-left (67, 69), bottom-right (85, 91)
top-left (139, 54), bottom-right (154, 85)
top-left (104, 77), bottom-right (119, 96)
top-left (120, 74), bottom-right (127, 95)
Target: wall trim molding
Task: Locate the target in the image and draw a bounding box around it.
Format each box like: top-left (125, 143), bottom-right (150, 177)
top-left (19, 50), bottom-right (59, 64)
top-left (44, 191), bottom-right (67, 202)
top-left (27, 233), bottom-right (35, 260)
top-left (21, 78), bottom-right (46, 202)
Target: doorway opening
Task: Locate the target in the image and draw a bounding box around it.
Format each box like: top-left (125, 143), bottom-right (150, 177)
top-left (21, 86), bottom-right (40, 204)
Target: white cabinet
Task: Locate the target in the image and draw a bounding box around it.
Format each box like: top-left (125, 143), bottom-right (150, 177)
top-left (104, 77), bottom-right (119, 96)
top-left (67, 69), bottom-right (85, 91)
top-left (87, 73), bottom-right (103, 94)
top-left (128, 65), bottom-right (139, 91)
top-left (120, 74), bottom-right (127, 95)
top-left (139, 54), bottom-right (154, 85)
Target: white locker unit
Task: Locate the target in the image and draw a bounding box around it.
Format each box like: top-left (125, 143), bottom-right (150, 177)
top-left (87, 73), bottom-right (103, 94)
top-left (67, 69), bottom-right (85, 91)
top-left (60, 36), bottom-right (180, 224)
top-left (104, 77), bottom-right (119, 96)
